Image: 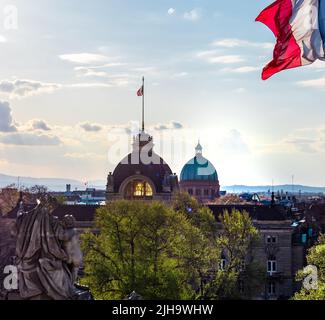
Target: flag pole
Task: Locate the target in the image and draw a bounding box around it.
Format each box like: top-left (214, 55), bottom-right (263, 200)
top-left (142, 76), bottom-right (145, 132)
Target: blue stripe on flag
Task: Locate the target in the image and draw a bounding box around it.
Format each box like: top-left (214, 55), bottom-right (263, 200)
top-left (319, 0), bottom-right (325, 49)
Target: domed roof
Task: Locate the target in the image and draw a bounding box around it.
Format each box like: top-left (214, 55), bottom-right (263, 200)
top-left (112, 132), bottom-right (173, 193)
top-left (180, 143), bottom-right (218, 182)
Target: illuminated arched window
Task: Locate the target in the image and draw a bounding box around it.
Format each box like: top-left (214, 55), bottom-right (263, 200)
top-left (124, 180), bottom-right (153, 199)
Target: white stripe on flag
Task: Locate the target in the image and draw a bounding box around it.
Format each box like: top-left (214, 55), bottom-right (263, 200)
top-left (290, 0), bottom-right (325, 65)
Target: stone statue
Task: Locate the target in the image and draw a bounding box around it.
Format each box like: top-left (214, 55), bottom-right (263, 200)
top-left (15, 200), bottom-right (90, 300)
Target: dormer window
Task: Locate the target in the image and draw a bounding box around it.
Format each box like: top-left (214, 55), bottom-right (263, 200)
top-left (266, 235), bottom-right (277, 244)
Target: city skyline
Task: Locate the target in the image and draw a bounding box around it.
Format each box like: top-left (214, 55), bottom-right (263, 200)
top-left (1, 0), bottom-right (325, 186)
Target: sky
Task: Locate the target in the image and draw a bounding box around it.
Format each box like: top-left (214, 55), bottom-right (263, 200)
top-left (1, 0), bottom-right (325, 187)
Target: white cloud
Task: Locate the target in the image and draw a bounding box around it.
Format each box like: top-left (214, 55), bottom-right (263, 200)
top-left (64, 152), bottom-right (105, 160)
top-left (0, 101), bottom-right (17, 132)
top-left (30, 119), bottom-right (51, 131)
top-left (297, 77), bottom-right (325, 88)
top-left (168, 8), bottom-right (176, 16)
top-left (220, 129), bottom-right (250, 154)
top-left (198, 51), bottom-right (244, 64)
top-left (153, 121), bottom-right (184, 131)
top-left (79, 122), bottom-right (103, 132)
top-left (0, 132), bottom-right (61, 146)
top-left (285, 138), bottom-right (318, 153)
top-left (171, 72), bottom-right (189, 78)
top-left (212, 38), bottom-right (273, 49)
top-left (234, 88), bottom-right (246, 94)
top-left (226, 66), bottom-right (260, 73)
top-left (184, 9), bottom-right (201, 21)
top-left (0, 79), bottom-right (60, 98)
top-left (68, 83), bottom-right (112, 89)
top-left (59, 53), bottom-right (110, 64)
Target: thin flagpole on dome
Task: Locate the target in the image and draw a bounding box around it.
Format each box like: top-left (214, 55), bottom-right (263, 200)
top-left (142, 76), bottom-right (145, 132)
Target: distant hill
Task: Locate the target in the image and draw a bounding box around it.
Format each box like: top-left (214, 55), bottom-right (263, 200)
top-left (0, 173), bottom-right (106, 192)
top-left (1, 173), bottom-right (325, 194)
top-left (223, 185), bottom-right (325, 194)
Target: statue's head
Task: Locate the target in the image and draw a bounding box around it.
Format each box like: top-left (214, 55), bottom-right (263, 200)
top-left (62, 215), bottom-right (76, 229)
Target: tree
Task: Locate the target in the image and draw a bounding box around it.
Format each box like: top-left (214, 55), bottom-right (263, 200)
top-left (214, 194), bottom-right (248, 205)
top-left (0, 185), bottom-right (19, 216)
top-left (80, 200), bottom-right (212, 300)
top-left (293, 234), bottom-right (325, 300)
top-left (201, 209), bottom-right (263, 300)
top-left (172, 191), bottom-right (200, 215)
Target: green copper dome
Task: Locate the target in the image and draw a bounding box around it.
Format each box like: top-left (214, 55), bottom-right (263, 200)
top-left (180, 142), bottom-right (218, 182)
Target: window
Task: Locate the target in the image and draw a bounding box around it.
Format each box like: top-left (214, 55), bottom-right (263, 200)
top-left (188, 189), bottom-right (193, 195)
top-left (204, 189), bottom-right (209, 196)
top-left (219, 259), bottom-right (227, 271)
top-left (267, 256), bottom-right (277, 274)
top-left (196, 189), bottom-right (201, 196)
top-left (266, 235), bottom-right (277, 244)
top-left (268, 282), bottom-right (276, 296)
top-left (125, 180), bottom-right (153, 199)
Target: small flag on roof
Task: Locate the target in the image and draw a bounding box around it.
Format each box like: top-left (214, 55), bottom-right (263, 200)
top-left (256, 0), bottom-right (325, 80)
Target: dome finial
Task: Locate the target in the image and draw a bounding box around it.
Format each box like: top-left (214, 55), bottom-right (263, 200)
top-left (195, 140), bottom-right (203, 156)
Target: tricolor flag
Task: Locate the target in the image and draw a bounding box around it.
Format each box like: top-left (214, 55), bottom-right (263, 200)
top-left (256, 0), bottom-right (325, 80)
top-left (137, 85), bottom-right (144, 97)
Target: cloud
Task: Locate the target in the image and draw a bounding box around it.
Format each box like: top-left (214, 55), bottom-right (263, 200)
top-left (212, 38), bottom-right (273, 49)
top-left (0, 101), bottom-right (17, 132)
top-left (234, 88), bottom-right (246, 94)
top-left (197, 50), bottom-right (244, 64)
top-left (64, 152), bottom-right (106, 160)
top-left (68, 83), bottom-right (112, 89)
top-left (154, 121), bottom-right (184, 131)
top-left (297, 77), bottom-right (325, 88)
top-left (0, 132), bottom-right (61, 146)
top-left (184, 9), bottom-right (201, 21)
top-left (285, 138), bottom-right (317, 153)
top-left (0, 35), bottom-right (7, 43)
top-left (225, 66), bottom-right (260, 73)
top-left (220, 129), bottom-right (249, 154)
top-left (30, 119), bottom-right (51, 131)
top-left (76, 68), bottom-right (108, 78)
top-left (171, 72), bottom-right (189, 78)
top-left (0, 79), bottom-right (60, 98)
top-left (59, 53), bottom-right (110, 64)
top-left (79, 122), bottom-right (103, 132)
top-left (168, 8), bottom-right (176, 16)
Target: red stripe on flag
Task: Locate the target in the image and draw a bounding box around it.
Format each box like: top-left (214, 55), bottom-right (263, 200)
top-left (256, 0), bottom-right (302, 80)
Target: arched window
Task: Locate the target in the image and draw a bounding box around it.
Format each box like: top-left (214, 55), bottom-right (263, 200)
top-left (124, 180), bottom-right (153, 199)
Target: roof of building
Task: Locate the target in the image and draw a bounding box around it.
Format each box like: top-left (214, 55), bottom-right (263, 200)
top-left (112, 133), bottom-right (173, 193)
top-left (180, 142), bottom-right (218, 182)
top-left (180, 156), bottom-right (218, 182)
top-left (207, 204), bottom-right (290, 221)
top-left (5, 203), bottom-right (291, 223)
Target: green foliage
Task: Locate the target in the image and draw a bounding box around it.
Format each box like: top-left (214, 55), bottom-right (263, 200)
top-left (81, 200), bottom-right (213, 300)
top-left (172, 191), bottom-right (200, 214)
top-left (200, 209), bottom-right (262, 300)
top-left (81, 200), bottom-right (262, 300)
top-left (293, 234), bottom-right (325, 300)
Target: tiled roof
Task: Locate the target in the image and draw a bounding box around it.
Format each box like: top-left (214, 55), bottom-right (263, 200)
top-left (207, 204), bottom-right (289, 221)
